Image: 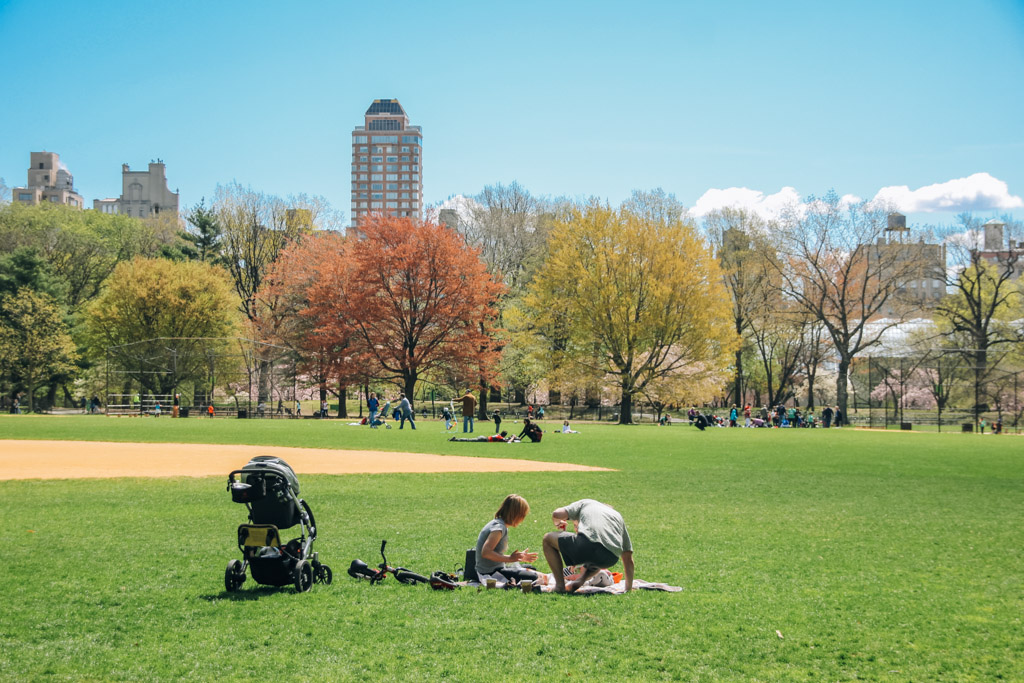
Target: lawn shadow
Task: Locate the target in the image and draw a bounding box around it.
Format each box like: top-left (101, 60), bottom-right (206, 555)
top-left (199, 586), bottom-right (294, 602)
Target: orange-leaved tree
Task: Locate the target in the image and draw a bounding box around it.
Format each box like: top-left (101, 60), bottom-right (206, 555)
top-left (261, 231), bottom-right (369, 415)
top-left (304, 214), bottom-right (505, 404)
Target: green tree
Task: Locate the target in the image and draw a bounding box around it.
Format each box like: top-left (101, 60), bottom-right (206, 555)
top-left (84, 258), bottom-right (240, 395)
top-left (0, 288), bottom-right (78, 411)
top-left (0, 202), bottom-right (171, 312)
top-left (182, 199), bottom-right (224, 264)
top-left (0, 247), bottom-right (67, 302)
top-left (523, 191), bottom-right (738, 424)
top-left (934, 214), bottom-right (1024, 424)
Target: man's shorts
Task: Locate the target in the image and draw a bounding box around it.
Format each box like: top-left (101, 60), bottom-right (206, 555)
top-left (556, 532), bottom-right (618, 569)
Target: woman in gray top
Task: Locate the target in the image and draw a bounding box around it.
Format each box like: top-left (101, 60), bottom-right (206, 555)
top-left (475, 494), bottom-right (541, 584)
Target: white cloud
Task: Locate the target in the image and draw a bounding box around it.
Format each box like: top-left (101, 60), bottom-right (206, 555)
top-left (691, 186), bottom-right (802, 219)
top-left (692, 173), bottom-right (1022, 220)
top-left (870, 173), bottom-right (1023, 213)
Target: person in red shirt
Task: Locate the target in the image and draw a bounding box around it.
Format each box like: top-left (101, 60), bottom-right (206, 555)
top-left (449, 431), bottom-right (514, 443)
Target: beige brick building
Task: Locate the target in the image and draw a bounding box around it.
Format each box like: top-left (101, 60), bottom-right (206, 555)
top-left (12, 151), bottom-right (84, 209)
top-left (351, 99), bottom-right (422, 227)
top-left (93, 161), bottom-right (179, 218)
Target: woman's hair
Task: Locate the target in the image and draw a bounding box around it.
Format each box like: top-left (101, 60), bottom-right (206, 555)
top-left (495, 494), bottom-right (530, 526)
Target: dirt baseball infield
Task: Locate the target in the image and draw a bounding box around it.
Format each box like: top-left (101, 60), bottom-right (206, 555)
top-left (0, 440), bottom-right (612, 480)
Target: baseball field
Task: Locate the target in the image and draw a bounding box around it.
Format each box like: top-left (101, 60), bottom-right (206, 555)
top-left (1, 415), bottom-right (1020, 681)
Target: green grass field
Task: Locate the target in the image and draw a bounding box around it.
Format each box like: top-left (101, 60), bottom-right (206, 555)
top-left (1, 416), bottom-right (1021, 681)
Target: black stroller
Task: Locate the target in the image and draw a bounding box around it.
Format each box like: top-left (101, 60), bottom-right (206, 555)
top-left (224, 456), bottom-right (332, 593)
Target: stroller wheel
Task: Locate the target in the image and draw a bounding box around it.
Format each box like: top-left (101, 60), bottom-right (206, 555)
top-left (224, 560), bottom-right (245, 592)
top-left (317, 564), bottom-right (333, 585)
top-left (294, 560), bottom-right (314, 593)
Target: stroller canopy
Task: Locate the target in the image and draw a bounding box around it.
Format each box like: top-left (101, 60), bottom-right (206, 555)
top-left (242, 456), bottom-right (301, 495)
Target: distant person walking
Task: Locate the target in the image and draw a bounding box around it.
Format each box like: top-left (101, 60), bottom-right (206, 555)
top-left (492, 409), bottom-right (502, 434)
top-left (399, 393), bottom-right (416, 430)
top-left (461, 389), bottom-right (477, 433)
top-left (821, 405), bottom-right (833, 428)
top-left (833, 406), bottom-right (843, 428)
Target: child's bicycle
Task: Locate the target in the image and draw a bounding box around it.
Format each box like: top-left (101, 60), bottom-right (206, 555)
top-left (347, 540), bottom-right (429, 585)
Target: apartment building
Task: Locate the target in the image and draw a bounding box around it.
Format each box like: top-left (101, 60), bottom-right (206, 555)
top-left (12, 151), bottom-right (84, 208)
top-left (351, 99), bottom-right (422, 227)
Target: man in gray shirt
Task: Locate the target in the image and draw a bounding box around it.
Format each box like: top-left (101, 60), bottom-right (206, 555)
top-left (542, 499), bottom-right (634, 593)
top-left (398, 393), bottom-right (416, 430)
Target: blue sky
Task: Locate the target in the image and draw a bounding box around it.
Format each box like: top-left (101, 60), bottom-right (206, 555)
top-left (1, 0), bottom-right (1022, 227)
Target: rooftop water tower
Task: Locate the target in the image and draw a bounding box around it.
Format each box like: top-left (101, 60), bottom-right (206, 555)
top-left (983, 219), bottom-right (1005, 251)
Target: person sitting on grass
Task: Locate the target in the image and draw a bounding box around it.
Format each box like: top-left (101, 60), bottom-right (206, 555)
top-left (518, 418), bottom-right (543, 442)
top-left (560, 420), bottom-right (579, 434)
top-left (449, 431), bottom-right (517, 443)
top-left (542, 499), bottom-right (634, 593)
top-left (475, 494), bottom-right (546, 586)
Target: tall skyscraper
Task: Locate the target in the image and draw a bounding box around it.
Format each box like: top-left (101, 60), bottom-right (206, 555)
top-left (351, 99), bottom-right (422, 227)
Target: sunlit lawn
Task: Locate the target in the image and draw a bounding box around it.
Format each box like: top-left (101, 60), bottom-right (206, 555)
top-left (1, 416), bottom-right (1021, 680)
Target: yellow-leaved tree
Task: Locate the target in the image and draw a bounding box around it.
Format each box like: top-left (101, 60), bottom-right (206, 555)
top-left (84, 257), bottom-right (240, 396)
top-left (522, 191), bottom-right (738, 424)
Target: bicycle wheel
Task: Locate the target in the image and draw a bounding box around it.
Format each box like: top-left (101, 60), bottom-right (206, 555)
top-left (391, 569), bottom-right (423, 585)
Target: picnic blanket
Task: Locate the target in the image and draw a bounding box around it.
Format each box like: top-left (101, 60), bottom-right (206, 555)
top-left (472, 571), bottom-right (681, 593)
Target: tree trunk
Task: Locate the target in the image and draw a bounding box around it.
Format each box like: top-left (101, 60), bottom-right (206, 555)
top-left (403, 373), bottom-right (417, 408)
top-left (477, 383), bottom-right (489, 420)
top-left (733, 347), bottom-right (744, 406)
top-left (618, 385), bottom-right (634, 425)
top-left (258, 358), bottom-right (271, 402)
top-left (836, 357), bottom-right (851, 419)
top-left (337, 383), bottom-right (348, 418)
top-left (973, 345), bottom-right (988, 427)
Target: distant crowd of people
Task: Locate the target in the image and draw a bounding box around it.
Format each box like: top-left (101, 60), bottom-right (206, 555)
top-left (687, 404), bottom-right (845, 430)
